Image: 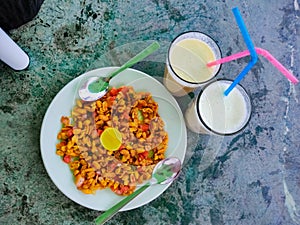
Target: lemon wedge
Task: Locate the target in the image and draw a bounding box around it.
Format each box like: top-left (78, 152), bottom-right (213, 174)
top-left (100, 127), bottom-right (122, 151)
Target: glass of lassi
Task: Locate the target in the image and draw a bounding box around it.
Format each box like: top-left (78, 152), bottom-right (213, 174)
top-left (163, 31), bottom-right (222, 96)
top-left (185, 79), bottom-right (252, 135)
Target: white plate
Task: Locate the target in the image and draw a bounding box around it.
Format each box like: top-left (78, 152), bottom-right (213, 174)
top-left (40, 67), bottom-right (187, 211)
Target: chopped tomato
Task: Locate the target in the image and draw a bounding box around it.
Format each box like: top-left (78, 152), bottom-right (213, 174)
top-left (140, 124), bottom-right (149, 132)
top-left (60, 116), bottom-right (70, 126)
top-left (120, 185), bottom-right (130, 194)
top-left (63, 155), bottom-right (71, 164)
top-left (109, 87), bottom-right (120, 96)
top-left (67, 129), bottom-right (73, 137)
top-left (109, 96), bottom-right (116, 102)
top-left (57, 141), bottom-right (66, 148)
top-left (138, 151), bottom-right (148, 160)
top-left (106, 96), bottom-right (116, 107)
top-left (97, 129), bottom-right (103, 136)
top-left (110, 184), bottom-right (130, 195)
top-left (119, 144), bottom-right (125, 150)
top-left (142, 151), bottom-right (148, 158)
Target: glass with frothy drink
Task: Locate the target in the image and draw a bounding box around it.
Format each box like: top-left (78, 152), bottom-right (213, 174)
top-left (163, 31), bottom-right (222, 96)
top-left (185, 79), bottom-right (252, 135)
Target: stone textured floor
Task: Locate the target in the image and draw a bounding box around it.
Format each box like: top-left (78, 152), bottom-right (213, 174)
top-left (0, 0), bottom-right (300, 224)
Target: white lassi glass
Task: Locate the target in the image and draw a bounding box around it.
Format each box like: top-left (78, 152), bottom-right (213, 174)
top-left (163, 31), bottom-right (222, 96)
top-left (185, 79), bottom-right (252, 135)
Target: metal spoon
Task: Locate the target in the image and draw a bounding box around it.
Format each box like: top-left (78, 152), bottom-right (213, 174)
top-left (78, 41), bottom-right (160, 101)
top-left (94, 157), bottom-right (182, 225)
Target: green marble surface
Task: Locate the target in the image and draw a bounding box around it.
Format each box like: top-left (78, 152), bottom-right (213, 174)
top-left (1, 0), bottom-right (300, 224)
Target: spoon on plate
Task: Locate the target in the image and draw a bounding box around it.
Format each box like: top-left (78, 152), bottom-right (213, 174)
top-left (78, 41), bottom-right (160, 102)
top-left (94, 157), bottom-right (182, 225)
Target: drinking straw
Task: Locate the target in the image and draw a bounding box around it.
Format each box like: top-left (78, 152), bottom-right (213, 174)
top-left (232, 8), bottom-right (257, 62)
top-left (224, 7), bottom-right (258, 96)
top-left (257, 48), bottom-right (299, 84)
top-left (207, 50), bottom-right (249, 67)
top-left (207, 47), bottom-right (299, 84)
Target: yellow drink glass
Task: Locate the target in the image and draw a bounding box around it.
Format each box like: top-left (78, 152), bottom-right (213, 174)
top-left (164, 31), bottom-right (222, 96)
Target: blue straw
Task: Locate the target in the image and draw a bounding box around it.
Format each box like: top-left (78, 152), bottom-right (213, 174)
top-left (224, 7), bottom-right (258, 96)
